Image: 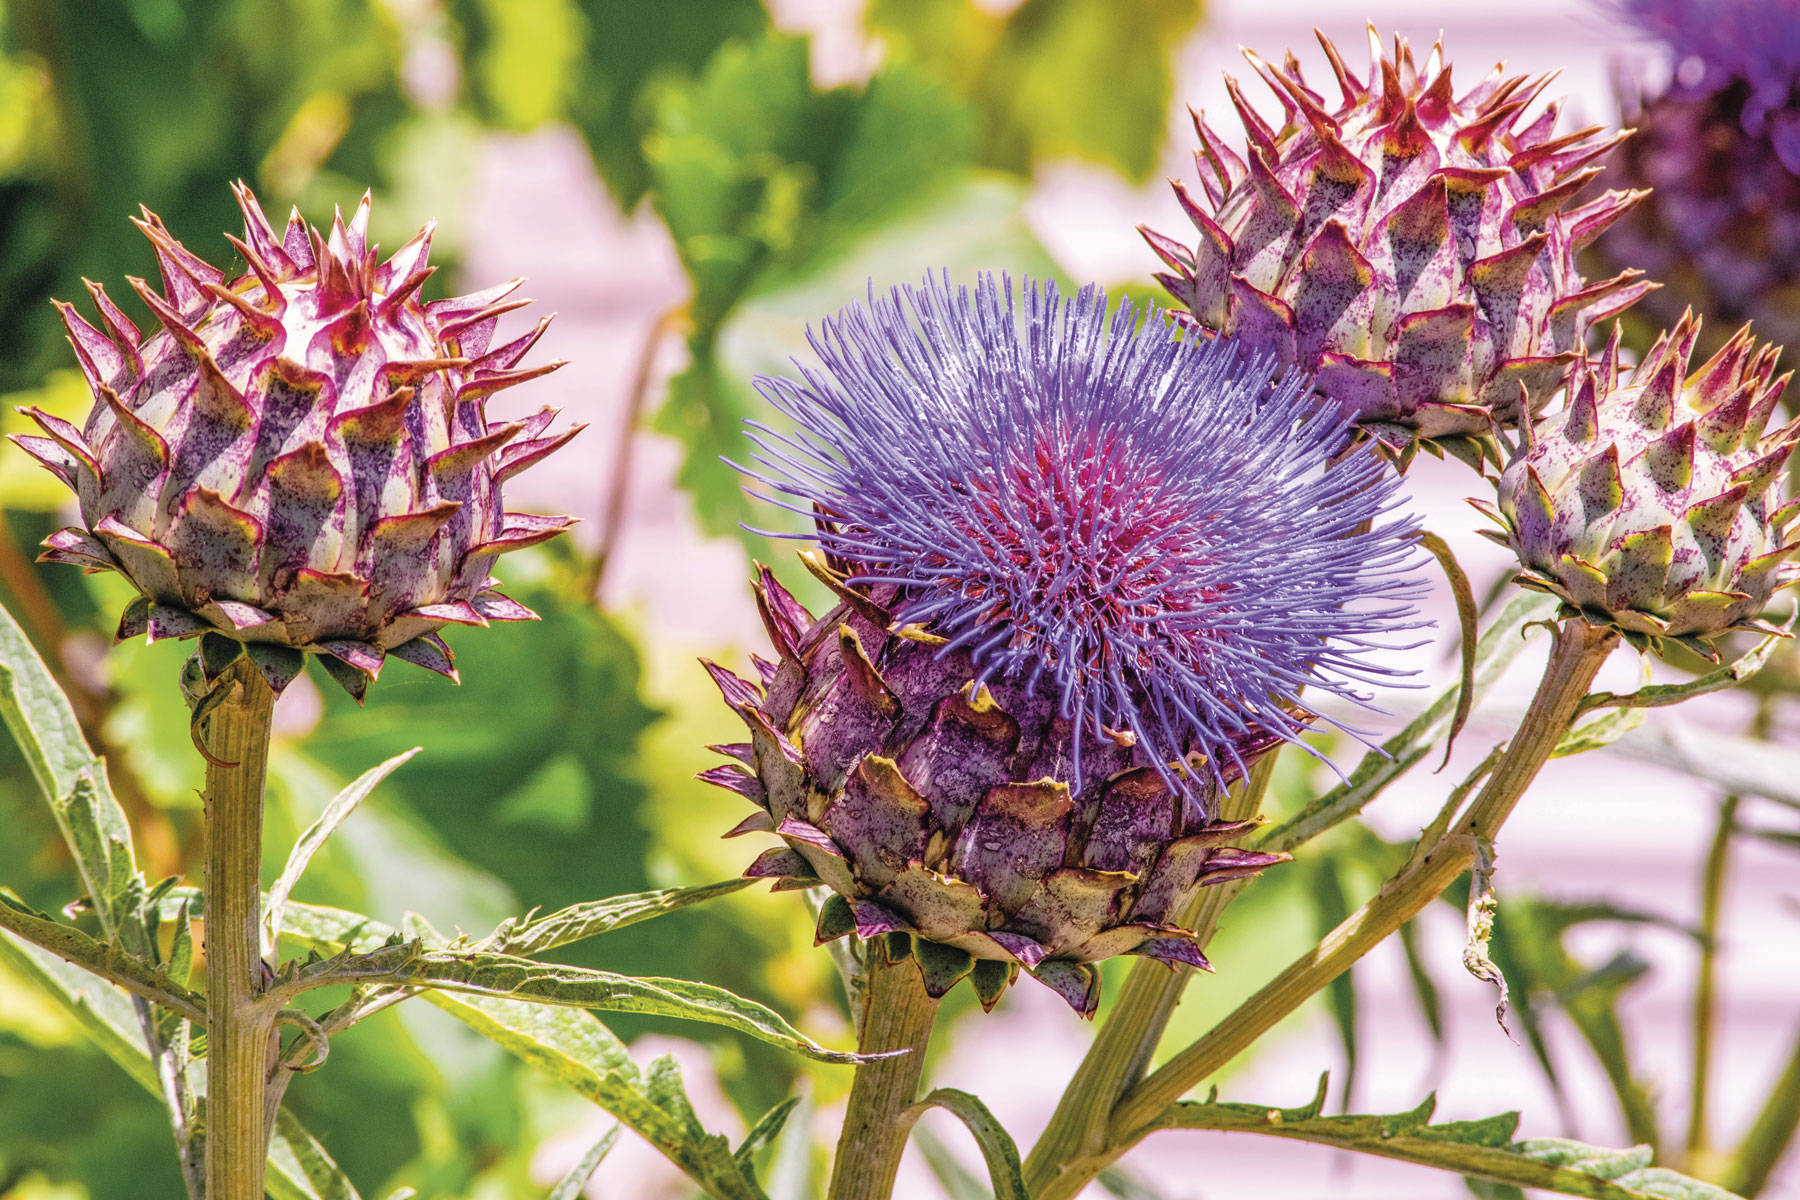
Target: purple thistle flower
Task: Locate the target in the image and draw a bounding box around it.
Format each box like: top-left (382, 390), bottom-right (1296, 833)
top-left (1614, 0), bottom-right (1800, 167)
top-left (739, 273), bottom-right (1426, 792)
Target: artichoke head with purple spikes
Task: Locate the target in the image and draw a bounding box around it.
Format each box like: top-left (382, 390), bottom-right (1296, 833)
top-left (1589, 0), bottom-right (1800, 359)
top-left (1484, 314), bottom-right (1800, 657)
top-left (700, 275), bottom-right (1424, 1015)
top-left (11, 184), bottom-right (580, 700)
top-left (1145, 29), bottom-right (1653, 462)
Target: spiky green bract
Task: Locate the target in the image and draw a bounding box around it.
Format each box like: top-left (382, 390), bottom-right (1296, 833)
top-left (1147, 28), bottom-right (1651, 461)
top-left (12, 184), bottom-right (580, 700)
top-left (701, 273), bottom-right (1424, 1013)
top-left (1589, 0), bottom-right (1800, 359)
top-left (1487, 315), bottom-right (1800, 658)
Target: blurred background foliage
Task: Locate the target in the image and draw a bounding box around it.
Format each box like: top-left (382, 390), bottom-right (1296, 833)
top-left (0, 0), bottom-right (1215, 1195)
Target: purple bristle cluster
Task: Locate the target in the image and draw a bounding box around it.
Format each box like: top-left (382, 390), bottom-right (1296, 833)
top-left (742, 273), bottom-right (1425, 790)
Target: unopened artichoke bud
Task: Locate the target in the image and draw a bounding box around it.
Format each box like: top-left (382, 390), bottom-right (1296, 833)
top-left (1588, 0), bottom-right (1800, 360)
top-left (11, 184), bottom-right (580, 700)
top-left (1146, 28), bottom-right (1652, 459)
top-left (1484, 315), bottom-right (1800, 657)
top-left (700, 274), bottom-right (1426, 1014)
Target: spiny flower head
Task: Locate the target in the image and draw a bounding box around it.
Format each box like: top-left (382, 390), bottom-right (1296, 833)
top-left (1486, 313), bottom-right (1800, 656)
top-left (1617, 0), bottom-right (1800, 149)
top-left (1148, 28), bottom-right (1651, 459)
top-left (744, 273), bottom-right (1424, 790)
top-left (11, 183), bottom-right (579, 700)
top-left (703, 274), bottom-right (1426, 1012)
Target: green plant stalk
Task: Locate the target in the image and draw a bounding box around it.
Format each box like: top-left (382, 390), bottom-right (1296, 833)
top-left (201, 658), bottom-right (278, 1200)
top-left (1686, 789), bottom-right (1738, 1164)
top-left (1031, 618), bottom-right (1617, 1200)
top-left (1688, 699), bottom-right (1769, 1168)
top-left (1023, 752), bottom-right (1278, 1188)
top-left (828, 948), bottom-right (940, 1200)
top-left (1725, 1008), bottom-right (1800, 1195)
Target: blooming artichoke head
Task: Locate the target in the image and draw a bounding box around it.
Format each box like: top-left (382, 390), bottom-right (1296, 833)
top-left (12, 184), bottom-right (579, 699)
top-left (1589, 0), bottom-right (1800, 360)
top-left (1486, 314), bottom-right (1799, 656)
top-left (701, 274), bottom-right (1425, 1013)
top-left (1147, 28), bottom-right (1653, 461)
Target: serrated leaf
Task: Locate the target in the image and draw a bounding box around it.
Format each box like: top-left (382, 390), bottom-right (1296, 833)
top-left (484, 876), bottom-right (756, 956)
top-left (265, 746), bottom-right (421, 957)
top-left (548, 1123), bottom-right (622, 1200)
top-left (1575, 626), bottom-right (1788, 716)
top-left (1146, 1087), bottom-right (1743, 1199)
top-left (0, 597), bottom-right (139, 937)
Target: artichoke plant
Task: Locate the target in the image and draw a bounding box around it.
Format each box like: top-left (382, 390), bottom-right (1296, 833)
top-left (1145, 29), bottom-right (1652, 458)
top-left (1589, 0), bottom-right (1800, 359)
top-left (1484, 314), bottom-right (1799, 656)
top-left (702, 274), bottom-right (1425, 1013)
top-left (11, 183), bottom-right (578, 699)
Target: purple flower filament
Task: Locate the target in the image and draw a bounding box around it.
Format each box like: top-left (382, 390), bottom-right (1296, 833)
top-left (740, 273), bottom-right (1425, 798)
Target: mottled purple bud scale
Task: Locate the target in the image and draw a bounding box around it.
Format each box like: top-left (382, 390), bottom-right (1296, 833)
top-left (1152, 28), bottom-right (1652, 454)
top-left (701, 273), bottom-right (1425, 1013)
top-left (14, 184), bottom-right (580, 696)
top-left (1491, 314), bottom-right (1800, 656)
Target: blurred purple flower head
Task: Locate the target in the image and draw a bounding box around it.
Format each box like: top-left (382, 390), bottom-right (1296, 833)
top-left (741, 273), bottom-right (1425, 790)
top-left (1616, 0), bottom-right (1800, 168)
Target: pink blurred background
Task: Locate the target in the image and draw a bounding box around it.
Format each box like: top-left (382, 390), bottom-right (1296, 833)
top-left (449, 1), bottom-right (1800, 1194)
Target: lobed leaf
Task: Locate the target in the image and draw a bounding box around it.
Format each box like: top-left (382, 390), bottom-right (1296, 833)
top-left (483, 877), bottom-right (757, 957)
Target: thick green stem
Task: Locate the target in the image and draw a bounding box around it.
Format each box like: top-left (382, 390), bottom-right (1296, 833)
top-left (1032, 618), bottom-right (1616, 1200)
top-left (828, 948), bottom-right (940, 1200)
top-left (1023, 753), bottom-right (1278, 1190)
top-left (1686, 791), bottom-right (1739, 1164)
top-left (202, 659), bottom-right (277, 1200)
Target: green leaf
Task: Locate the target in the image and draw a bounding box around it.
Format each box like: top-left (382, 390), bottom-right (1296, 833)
top-left (902, 1088), bottom-right (1029, 1200)
top-left (278, 897), bottom-right (870, 1065)
top-left (1146, 1085), bottom-right (1742, 1199)
top-left (265, 746), bottom-right (421, 956)
top-left (0, 596), bottom-right (138, 936)
top-left (422, 991), bottom-right (767, 1200)
top-left (1259, 593), bottom-right (1558, 854)
top-left (0, 890), bottom-right (203, 1023)
top-left (1554, 706), bottom-right (1648, 757)
top-left (0, 927), bottom-right (359, 1200)
top-left (867, 0), bottom-right (1205, 180)
top-left (484, 877), bottom-right (756, 956)
top-left (549, 1123), bottom-right (622, 1200)
top-left (1575, 627), bottom-right (1788, 716)
top-left (1417, 531), bottom-right (1479, 767)
top-left (734, 1095), bottom-right (800, 1171)
top-left (644, 32), bottom-right (1002, 539)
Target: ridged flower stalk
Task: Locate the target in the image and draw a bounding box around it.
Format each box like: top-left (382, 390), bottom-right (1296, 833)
top-left (828, 948), bottom-right (940, 1200)
top-left (1029, 618), bottom-right (1618, 1200)
top-left (200, 657), bottom-right (278, 1200)
top-left (1024, 753), bottom-right (1278, 1184)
